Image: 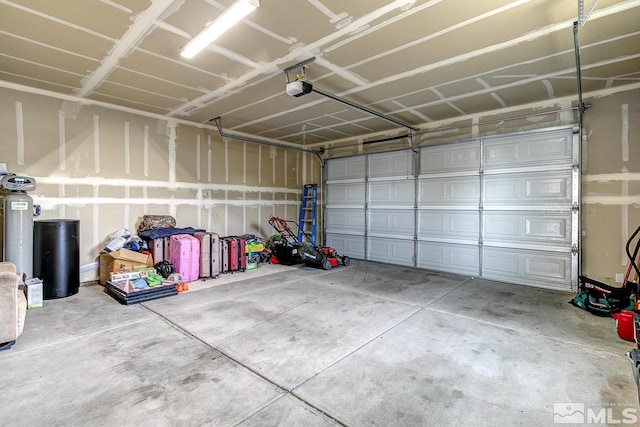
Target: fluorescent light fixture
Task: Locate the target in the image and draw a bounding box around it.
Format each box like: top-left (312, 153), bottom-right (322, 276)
top-left (180, 0), bottom-right (259, 59)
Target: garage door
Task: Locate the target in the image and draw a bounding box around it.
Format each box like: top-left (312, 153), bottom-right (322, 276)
top-left (325, 156), bottom-right (366, 259)
top-left (325, 126), bottom-right (579, 291)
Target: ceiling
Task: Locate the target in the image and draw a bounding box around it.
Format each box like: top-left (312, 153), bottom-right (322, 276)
top-left (1, 0), bottom-right (639, 148)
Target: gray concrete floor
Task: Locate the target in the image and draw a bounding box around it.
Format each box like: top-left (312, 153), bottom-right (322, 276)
top-left (1, 260), bottom-right (637, 426)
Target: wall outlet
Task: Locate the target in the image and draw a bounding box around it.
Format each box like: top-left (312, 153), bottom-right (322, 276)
top-left (615, 273), bottom-right (624, 283)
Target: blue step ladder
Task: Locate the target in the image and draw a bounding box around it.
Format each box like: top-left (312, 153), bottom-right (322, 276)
top-left (298, 184), bottom-right (317, 245)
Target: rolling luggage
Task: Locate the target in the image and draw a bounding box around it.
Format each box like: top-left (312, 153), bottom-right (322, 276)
top-left (164, 237), bottom-right (170, 262)
top-left (221, 239), bottom-right (229, 273)
top-left (223, 237), bottom-right (247, 273)
top-left (227, 238), bottom-right (239, 271)
top-left (210, 232), bottom-right (221, 276)
top-left (148, 237), bottom-right (170, 264)
top-left (169, 234), bottom-right (200, 282)
top-left (194, 231), bottom-right (220, 278)
top-left (236, 237), bottom-right (246, 271)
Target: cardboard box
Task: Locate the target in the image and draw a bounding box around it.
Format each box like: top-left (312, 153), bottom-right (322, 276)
top-left (24, 278), bottom-right (43, 309)
top-left (99, 249), bottom-right (153, 285)
top-left (109, 267), bottom-right (155, 283)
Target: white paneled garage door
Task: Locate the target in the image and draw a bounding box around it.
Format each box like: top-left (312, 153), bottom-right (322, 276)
top-left (367, 151), bottom-right (415, 266)
top-left (325, 127), bottom-right (579, 291)
top-left (417, 140), bottom-right (481, 277)
top-left (325, 156), bottom-right (366, 259)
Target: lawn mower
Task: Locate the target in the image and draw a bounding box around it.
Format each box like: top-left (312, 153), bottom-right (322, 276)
top-left (268, 216), bottom-right (350, 270)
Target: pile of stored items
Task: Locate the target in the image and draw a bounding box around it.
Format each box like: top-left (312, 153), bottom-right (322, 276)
top-left (100, 214), bottom-right (352, 304)
top-left (99, 215), bottom-right (269, 304)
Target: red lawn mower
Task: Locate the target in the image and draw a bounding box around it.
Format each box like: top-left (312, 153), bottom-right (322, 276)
top-left (268, 216), bottom-right (350, 270)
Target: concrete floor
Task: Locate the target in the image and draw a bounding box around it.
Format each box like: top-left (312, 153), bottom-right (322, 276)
top-left (1, 260), bottom-right (637, 426)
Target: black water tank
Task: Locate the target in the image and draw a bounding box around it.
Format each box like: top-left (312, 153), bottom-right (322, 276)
top-left (33, 219), bottom-right (80, 299)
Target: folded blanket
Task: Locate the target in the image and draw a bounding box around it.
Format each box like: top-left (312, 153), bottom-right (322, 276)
top-left (139, 227), bottom-right (205, 240)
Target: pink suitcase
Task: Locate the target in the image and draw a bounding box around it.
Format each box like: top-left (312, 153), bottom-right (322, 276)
top-left (169, 234), bottom-right (200, 282)
top-left (210, 232), bottom-right (221, 276)
top-left (221, 239), bottom-right (229, 273)
top-left (194, 232), bottom-right (220, 278)
top-left (236, 237), bottom-right (246, 271)
top-left (227, 238), bottom-right (239, 272)
top-left (149, 237), bottom-right (169, 264)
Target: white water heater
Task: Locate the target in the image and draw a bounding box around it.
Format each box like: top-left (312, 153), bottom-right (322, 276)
top-left (2, 175), bottom-right (36, 280)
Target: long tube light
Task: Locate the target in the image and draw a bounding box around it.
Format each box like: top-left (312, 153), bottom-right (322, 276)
top-left (180, 0), bottom-right (259, 59)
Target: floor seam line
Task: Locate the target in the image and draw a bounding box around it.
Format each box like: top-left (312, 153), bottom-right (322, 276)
top-left (214, 292), bottom-right (335, 346)
top-left (290, 306), bottom-right (425, 392)
top-left (306, 280), bottom-right (423, 308)
top-left (303, 269), bottom-right (473, 309)
top-left (424, 306), bottom-right (631, 356)
top-left (141, 303), bottom-right (350, 427)
top-left (422, 277), bottom-right (475, 308)
top-left (0, 315), bottom-right (153, 358)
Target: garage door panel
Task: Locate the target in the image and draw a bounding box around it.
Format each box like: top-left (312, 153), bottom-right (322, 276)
top-left (325, 126), bottom-right (577, 290)
top-left (418, 177), bottom-right (479, 208)
top-left (367, 237), bottom-right (414, 266)
top-left (369, 180), bottom-right (415, 207)
top-left (484, 212), bottom-right (571, 248)
top-left (326, 183), bottom-right (365, 206)
top-left (482, 247), bottom-right (573, 290)
top-left (326, 233), bottom-right (365, 259)
top-left (418, 210), bottom-right (479, 243)
top-left (417, 241), bottom-right (479, 276)
top-left (325, 208), bottom-right (365, 233)
top-left (368, 151), bottom-right (413, 178)
top-left (484, 172), bottom-right (572, 207)
top-left (420, 141), bottom-right (480, 174)
top-left (368, 209), bottom-right (414, 238)
top-left (484, 130), bottom-right (573, 170)
top-left (326, 157), bottom-right (365, 180)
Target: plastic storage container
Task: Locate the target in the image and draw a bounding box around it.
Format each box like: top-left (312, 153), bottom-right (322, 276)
top-left (612, 310), bottom-right (635, 342)
top-left (33, 219), bottom-right (80, 299)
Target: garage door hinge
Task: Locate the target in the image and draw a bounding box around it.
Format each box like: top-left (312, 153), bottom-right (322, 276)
top-left (571, 244), bottom-right (579, 254)
top-left (572, 202), bottom-right (579, 211)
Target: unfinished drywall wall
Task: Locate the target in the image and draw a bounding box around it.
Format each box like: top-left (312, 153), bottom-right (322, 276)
top-left (0, 86), bottom-right (321, 283)
top-left (2, 80), bottom-right (635, 287)
top-left (581, 88), bottom-right (640, 286)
